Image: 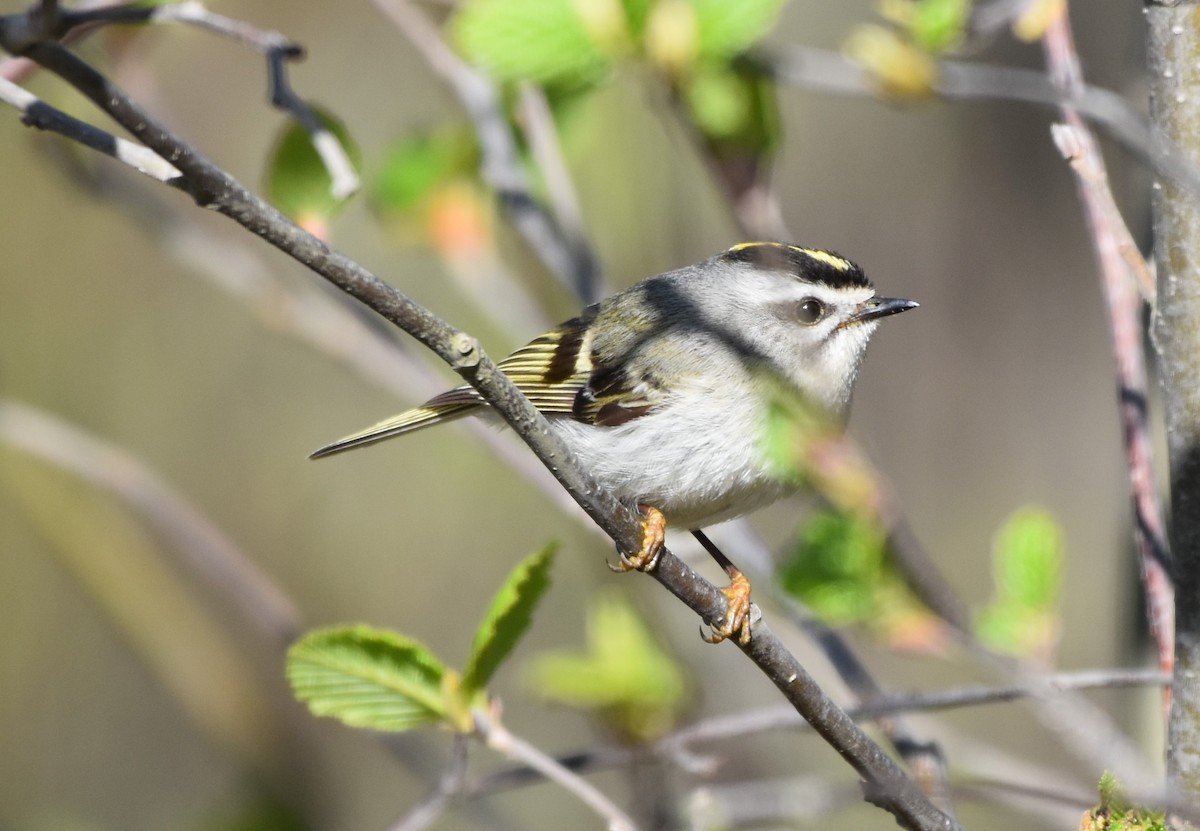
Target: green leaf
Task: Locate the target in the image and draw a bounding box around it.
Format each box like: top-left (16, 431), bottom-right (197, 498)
top-left (691, 0), bottom-right (787, 59)
top-left (777, 510), bottom-right (887, 624)
top-left (452, 0), bottom-right (614, 89)
top-left (372, 128), bottom-right (479, 219)
top-left (908, 0), bottom-right (971, 53)
top-left (974, 507), bottom-right (1064, 657)
top-left (265, 108), bottom-right (360, 223)
top-left (684, 61), bottom-right (780, 155)
top-left (620, 0), bottom-right (656, 38)
top-left (287, 625), bottom-right (450, 732)
top-left (843, 23), bottom-right (938, 100)
top-left (1082, 772), bottom-right (1165, 831)
top-left (992, 507), bottom-right (1063, 610)
top-left (530, 593), bottom-right (687, 741)
top-left (462, 543), bottom-right (557, 694)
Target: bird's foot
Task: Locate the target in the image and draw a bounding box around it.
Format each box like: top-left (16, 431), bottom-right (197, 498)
top-left (609, 504), bottom-right (667, 573)
top-left (702, 568), bottom-right (753, 646)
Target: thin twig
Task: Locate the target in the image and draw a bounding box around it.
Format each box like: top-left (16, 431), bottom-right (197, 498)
top-left (0, 74), bottom-right (187, 188)
top-left (659, 666), bottom-right (1170, 754)
top-left (387, 734), bottom-right (471, 831)
top-left (474, 711), bottom-right (637, 831)
top-left (756, 45), bottom-right (1200, 206)
top-left (457, 666), bottom-right (1168, 806)
top-left (515, 82), bottom-right (605, 301)
top-left (1042, 2), bottom-right (1175, 692)
top-left (13, 39), bottom-right (954, 831)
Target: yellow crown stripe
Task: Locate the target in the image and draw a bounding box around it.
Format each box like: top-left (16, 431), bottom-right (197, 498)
top-left (725, 241), bottom-right (853, 273)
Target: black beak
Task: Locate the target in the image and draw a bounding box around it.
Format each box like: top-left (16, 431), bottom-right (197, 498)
top-left (855, 296), bottom-right (919, 323)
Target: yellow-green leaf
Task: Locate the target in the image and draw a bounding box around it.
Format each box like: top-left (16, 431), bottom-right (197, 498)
top-left (452, 0), bottom-right (613, 89)
top-left (529, 592), bottom-right (686, 741)
top-left (691, 0), bottom-right (787, 60)
top-left (287, 625), bottom-right (450, 732)
top-left (463, 543), bottom-right (556, 694)
top-left (265, 108), bottom-right (360, 225)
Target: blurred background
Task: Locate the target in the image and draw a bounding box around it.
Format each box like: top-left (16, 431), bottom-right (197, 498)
top-left (0, 1), bottom-right (1157, 829)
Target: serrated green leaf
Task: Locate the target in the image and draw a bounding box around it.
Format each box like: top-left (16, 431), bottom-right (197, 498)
top-left (452, 0), bottom-right (613, 89)
top-left (529, 592), bottom-right (686, 741)
top-left (993, 507), bottom-right (1063, 610)
top-left (265, 108), bottom-right (360, 223)
top-left (372, 128), bottom-right (479, 219)
top-left (691, 0), bottom-right (787, 59)
top-left (462, 544), bottom-right (557, 693)
top-left (287, 625), bottom-right (449, 732)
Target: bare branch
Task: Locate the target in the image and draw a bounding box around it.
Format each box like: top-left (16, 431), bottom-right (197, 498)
top-left (474, 711), bottom-right (637, 831)
top-left (387, 734), bottom-right (471, 831)
top-left (756, 45), bottom-right (1200, 205)
top-left (1041, 6), bottom-right (1175, 693)
top-left (0, 74), bottom-right (186, 187)
top-left (659, 666), bottom-right (1170, 754)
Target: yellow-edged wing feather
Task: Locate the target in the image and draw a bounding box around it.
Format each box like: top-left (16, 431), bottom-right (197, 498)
top-left (310, 312), bottom-right (603, 459)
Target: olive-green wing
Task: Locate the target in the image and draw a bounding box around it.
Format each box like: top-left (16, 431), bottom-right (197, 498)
top-left (310, 308), bottom-right (667, 459)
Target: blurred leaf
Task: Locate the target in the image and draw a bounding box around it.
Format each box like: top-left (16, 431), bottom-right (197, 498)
top-left (530, 592), bottom-right (687, 742)
top-left (372, 129), bottom-right (479, 219)
top-left (684, 63), bottom-right (753, 140)
top-left (683, 61), bottom-right (781, 198)
top-left (371, 130), bottom-right (493, 254)
top-left (1081, 772), bottom-right (1165, 831)
top-left (777, 509), bottom-right (887, 624)
top-left (974, 601), bottom-right (1056, 658)
top-left (761, 384), bottom-right (880, 515)
top-left (287, 625), bottom-right (453, 732)
top-left (621, 0), bottom-right (656, 38)
top-left (691, 0), bottom-right (787, 60)
top-left (974, 507), bottom-right (1063, 657)
top-left (992, 507), bottom-right (1063, 609)
top-left (843, 24), bottom-right (938, 100)
top-left (879, 0), bottom-right (971, 53)
top-left (644, 0), bottom-right (700, 74)
top-left (462, 543), bottom-right (557, 694)
top-left (778, 509), bottom-right (943, 649)
top-left (452, 0), bottom-right (613, 89)
top-left (1012, 0), bottom-right (1065, 42)
top-left (0, 453), bottom-right (283, 774)
top-left (265, 108), bottom-right (360, 228)
top-left (196, 794), bottom-right (310, 831)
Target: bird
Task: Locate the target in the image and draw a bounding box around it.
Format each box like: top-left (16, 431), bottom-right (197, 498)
top-left (312, 241), bottom-right (917, 644)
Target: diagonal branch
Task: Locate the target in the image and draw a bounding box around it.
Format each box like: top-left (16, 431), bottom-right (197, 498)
top-left (12, 38), bottom-right (955, 831)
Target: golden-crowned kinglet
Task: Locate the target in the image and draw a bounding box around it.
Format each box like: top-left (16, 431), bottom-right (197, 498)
top-left (313, 241), bottom-right (917, 643)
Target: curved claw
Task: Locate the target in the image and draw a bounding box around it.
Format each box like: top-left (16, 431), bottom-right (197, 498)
top-left (608, 505), bottom-right (667, 573)
top-left (702, 569), bottom-right (754, 646)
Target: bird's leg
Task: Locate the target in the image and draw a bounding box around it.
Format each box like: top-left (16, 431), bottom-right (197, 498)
top-left (691, 529), bottom-right (753, 645)
top-left (609, 504), bottom-right (667, 573)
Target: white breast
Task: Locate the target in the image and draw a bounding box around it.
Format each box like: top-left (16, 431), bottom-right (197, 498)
top-left (549, 379), bottom-right (793, 530)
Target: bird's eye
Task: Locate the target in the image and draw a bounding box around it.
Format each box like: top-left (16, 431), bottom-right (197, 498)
top-left (795, 298), bottom-right (825, 325)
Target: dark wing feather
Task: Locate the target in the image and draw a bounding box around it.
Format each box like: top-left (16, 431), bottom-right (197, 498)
top-left (311, 305), bottom-right (670, 459)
